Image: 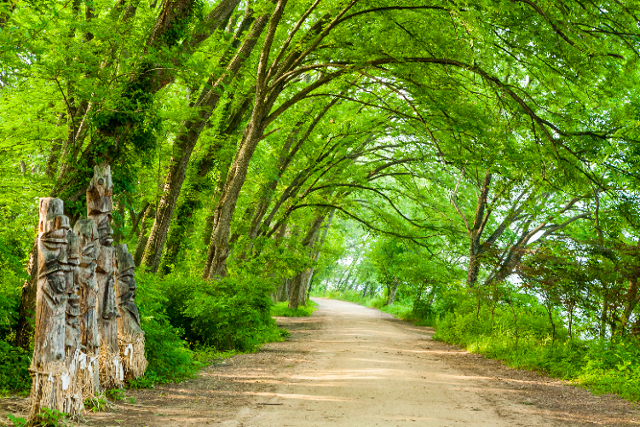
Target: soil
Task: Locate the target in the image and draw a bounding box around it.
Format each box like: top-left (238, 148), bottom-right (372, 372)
top-left (2, 297), bottom-right (639, 426)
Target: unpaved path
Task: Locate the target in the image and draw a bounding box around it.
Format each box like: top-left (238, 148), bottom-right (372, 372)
top-left (223, 298), bottom-right (637, 427)
top-left (2, 297), bottom-right (639, 426)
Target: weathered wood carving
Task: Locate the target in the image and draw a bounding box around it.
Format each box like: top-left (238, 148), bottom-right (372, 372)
top-left (30, 166), bottom-right (146, 419)
top-left (29, 198), bottom-right (70, 417)
top-left (87, 165), bottom-right (122, 389)
top-left (74, 219), bottom-right (101, 394)
top-left (61, 230), bottom-right (84, 414)
top-left (116, 244), bottom-right (147, 379)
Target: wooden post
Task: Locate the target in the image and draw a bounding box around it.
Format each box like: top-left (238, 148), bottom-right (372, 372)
top-left (87, 165), bottom-right (123, 389)
top-left (60, 230), bottom-right (84, 414)
top-left (29, 198), bottom-right (70, 417)
top-left (74, 219), bottom-right (101, 394)
top-left (115, 244), bottom-right (147, 379)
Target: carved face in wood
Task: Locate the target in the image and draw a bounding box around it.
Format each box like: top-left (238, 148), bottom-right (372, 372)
top-left (87, 165), bottom-right (114, 246)
top-left (74, 219), bottom-right (99, 295)
top-left (75, 221), bottom-right (98, 263)
top-left (116, 244), bottom-right (140, 327)
top-left (39, 198), bottom-right (70, 308)
top-left (73, 219), bottom-right (100, 352)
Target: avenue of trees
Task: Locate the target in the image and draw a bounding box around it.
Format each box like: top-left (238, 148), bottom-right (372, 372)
top-left (1, 0), bottom-right (640, 402)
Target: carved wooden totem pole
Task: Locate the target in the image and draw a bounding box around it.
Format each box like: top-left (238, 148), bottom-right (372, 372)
top-left (30, 165), bottom-right (146, 420)
top-left (74, 219), bottom-right (101, 393)
top-left (60, 230), bottom-right (84, 414)
top-left (29, 198), bottom-right (70, 417)
top-left (116, 244), bottom-right (147, 379)
top-left (87, 165), bottom-right (123, 389)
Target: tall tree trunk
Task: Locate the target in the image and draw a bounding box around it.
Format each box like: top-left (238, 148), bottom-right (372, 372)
top-left (14, 239), bottom-right (38, 350)
top-left (202, 141), bottom-right (236, 248)
top-left (288, 213), bottom-right (326, 310)
top-left (276, 278), bottom-right (290, 302)
top-left (288, 274), bottom-right (303, 310)
top-left (622, 278), bottom-right (640, 333)
top-left (203, 0), bottom-right (296, 279)
top-left (133, 204), bottom-right (155, 267)
top-left (162, 99), bottom-right (249, 274)
top-left (387, 278), bottom-right (399, 305)
top-left (141, 12), bottom-right (270, 273)
top-left (466, 232), bottom-right (482, 288)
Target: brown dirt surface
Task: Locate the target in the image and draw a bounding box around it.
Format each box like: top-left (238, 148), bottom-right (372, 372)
top-left (2, 297), bottom-right (639, 426)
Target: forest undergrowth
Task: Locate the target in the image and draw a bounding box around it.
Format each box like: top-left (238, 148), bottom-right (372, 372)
top-left (0, 268), bottom-right (295, 396)
top-left (316, 289), bottom-right (640, 402)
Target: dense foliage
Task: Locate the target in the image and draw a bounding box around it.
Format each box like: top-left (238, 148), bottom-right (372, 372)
top-left (1, 0), bottom-right (640, 405)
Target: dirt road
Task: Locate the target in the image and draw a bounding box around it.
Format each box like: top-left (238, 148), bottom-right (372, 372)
top-left (227, 298), bottom-right (569, 427)
top-left (3, 297), bottom-right (639, 426)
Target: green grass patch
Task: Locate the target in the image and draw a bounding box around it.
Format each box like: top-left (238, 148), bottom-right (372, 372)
top-left (271, 301), bottom-right (318, 317)
top-left (316, 290), bottom-right (435, 326)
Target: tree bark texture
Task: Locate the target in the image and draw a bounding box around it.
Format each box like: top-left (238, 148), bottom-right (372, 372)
top-left (133, 204), bottom-right (155, 267)
top-left (276, 279), bottom-right (290, 302)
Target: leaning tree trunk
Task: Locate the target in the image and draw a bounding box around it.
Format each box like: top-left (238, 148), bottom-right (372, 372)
top-left (387, 278), bottom-right (399, 306)
top-left (203, 2), bottom-right (288, 280)
top-left (14, 239), bottom-right (38, 350)
top-left (141, 11), bottom-right (269, 273)
top-left (276, 278), bottom-right (290, 302)
top-left (133, 203), bottom-right (155, 267)
top-left (288, 275), bottom-right (303, 310)
top-left (161, 100), bottom-right (246, 274)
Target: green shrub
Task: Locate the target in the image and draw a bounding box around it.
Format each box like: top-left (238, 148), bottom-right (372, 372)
top-left (105, 388), bottom-right (125, 402)
top-left (32, 407), bottom-right (69, 426)
top-left (0, 339), bottom-right (30, 395)
top-left (133, 271), bottom-right (199, 387)
top-left (182, 275), bottom-right (280, 351)
top-left (84, 393), bottom-right (108, 412)
top-left (7, 413), bottom-right (27, 427)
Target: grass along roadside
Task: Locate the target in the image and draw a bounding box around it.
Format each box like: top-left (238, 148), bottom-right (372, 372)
top-left (313, 290), bottom-right (432, 325)
top-left (270, 300), bottom-right (318, 317)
